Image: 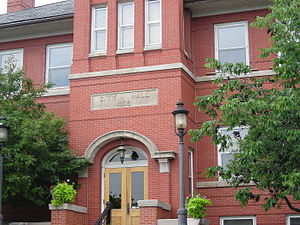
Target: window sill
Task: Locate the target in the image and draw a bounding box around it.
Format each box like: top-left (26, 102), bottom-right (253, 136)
top-left (197, 181), bottom-right (255, 188)
top-left (43, 87), bottom-right (70, 97)
top-left (116, 49), bottom-right (134, 55)
top-left (144, 45), bottom-right (162, 51)
top-left (89, 52), bottom-right (107, 58)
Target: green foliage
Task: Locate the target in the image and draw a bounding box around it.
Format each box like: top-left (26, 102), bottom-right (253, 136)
top-left (0, 60), bottom-right (89, 206)
top-left (51, 182), bottom-right (77, 206)
top-left (186, 195), bottom-right (212, 219)
top-left (190, 0), bottom-right (300, 212)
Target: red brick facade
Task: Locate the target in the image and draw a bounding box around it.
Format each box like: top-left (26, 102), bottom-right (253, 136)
top-left (0, 0), bottom-right (299, 224)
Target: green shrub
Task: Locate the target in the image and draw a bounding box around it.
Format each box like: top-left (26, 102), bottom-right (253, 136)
top-left (186, 195), bottom-right (212, 219)
top-left (51, 182), bottom-right (77, 206)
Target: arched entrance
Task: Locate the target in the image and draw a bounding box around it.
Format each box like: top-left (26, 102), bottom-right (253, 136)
top-left (102, 146), bottom-right (148, 225)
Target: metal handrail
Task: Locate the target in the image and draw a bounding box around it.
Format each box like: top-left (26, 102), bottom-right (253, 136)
top-left (94, 202), bottom-right (113, 225)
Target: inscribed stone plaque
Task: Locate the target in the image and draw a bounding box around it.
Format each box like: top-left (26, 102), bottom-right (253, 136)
top-left (91, 88), bottom-right (158, 110)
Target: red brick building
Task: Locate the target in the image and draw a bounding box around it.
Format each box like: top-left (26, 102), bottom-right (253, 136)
top-left (0, 0), bottom-right (299, 224)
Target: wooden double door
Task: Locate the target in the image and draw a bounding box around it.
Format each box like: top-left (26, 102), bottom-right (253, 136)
top-left (104, 167), bottom-right (148, 225)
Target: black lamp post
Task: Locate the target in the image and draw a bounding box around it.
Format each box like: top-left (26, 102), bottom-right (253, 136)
top-left (0, 117), bottom-right (8, 225)
top-left (172, 101), bottom-right (189, 225)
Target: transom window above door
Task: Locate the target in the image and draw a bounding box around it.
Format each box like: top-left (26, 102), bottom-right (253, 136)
top-left (103, 147), bottom-right (148, 168)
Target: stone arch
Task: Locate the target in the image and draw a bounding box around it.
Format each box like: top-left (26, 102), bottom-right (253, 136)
top-left (84, 130), bottom-right (158, 163)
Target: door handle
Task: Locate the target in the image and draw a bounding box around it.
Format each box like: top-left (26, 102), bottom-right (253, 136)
top-left (127, 202), bottom-right (130, 215)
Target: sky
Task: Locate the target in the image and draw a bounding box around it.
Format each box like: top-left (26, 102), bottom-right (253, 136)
top-left (0, 0), bottom-right (64, 14)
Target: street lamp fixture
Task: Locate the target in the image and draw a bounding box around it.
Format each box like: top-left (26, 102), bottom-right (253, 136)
top-left (117, 138), bottom-right (126, 164)
top-left (172, 101), bottom-right (189, 225)
top-left (0, 117), bottom-right (8, 225)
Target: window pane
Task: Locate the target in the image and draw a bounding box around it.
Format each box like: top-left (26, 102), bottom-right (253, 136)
top-left (95, 8), bottom-right (107, 29)
top-left (149, 23), bottom-right (161, 45)
top-left (224, 219), bottom-right (253, 225)
top-left (109, 173), bottom-right (122, 209)
top-left (49, 46), bottom-right (72, 67)
top-left (121, 27), bottom-right (134, 49)
top-left (48, 67), bottom-right (70, 87)
top-left (218, 25), bottom-right (246, 49)
top-left (0, 52), bottom-right (22, 68)
top-left (131, 172), bottom-right (144, 208)
top-left (148, 1), bottom-right (160, 22)
top-left (219, 48), bottom-right (246, 64)
top-left (121, 3), bottom-right (134, 25)
top-left (291, 218), bottom-right (300, 225)
top-left (221, 153), bottom-right (234, 170)
top-left (95, 30), bottom-right (107, 51)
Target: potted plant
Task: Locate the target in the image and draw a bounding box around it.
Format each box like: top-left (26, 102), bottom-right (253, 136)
top-left (186, 194), bottom-right (212, 225)
top-left (51, 181), bottom-right (77, 206)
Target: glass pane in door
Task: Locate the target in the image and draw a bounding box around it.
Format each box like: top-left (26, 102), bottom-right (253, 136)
top-left (131, 172), bottom-right (144, 208)
top-left (109, 173), bottom-right (122, 209)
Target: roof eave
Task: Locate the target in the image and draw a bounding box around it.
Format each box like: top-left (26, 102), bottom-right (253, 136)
top-left (0, 13), bottom-right (74, 29)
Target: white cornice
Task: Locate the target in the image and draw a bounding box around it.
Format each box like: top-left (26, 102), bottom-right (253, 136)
top-left (69, 63), bottom-right (197, 81)
top-left (69, 63), bottom-right (274, 83)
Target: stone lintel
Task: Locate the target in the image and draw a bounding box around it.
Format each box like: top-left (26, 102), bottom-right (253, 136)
top-left (138, 200), bottom-right (171, 211)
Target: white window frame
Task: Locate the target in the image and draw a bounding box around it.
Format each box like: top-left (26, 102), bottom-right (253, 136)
top-left (287, 214), bottom-right (300, 225)
top-left (0, 48), bottom-right (23, 69)
top-left (214, 21), bottom-right (250, 65)
top-left (145, 0), bottom-right (162, 50)
top-left (91, 5), bottom-right (108, 54)
top-left (117, 1), bottom-right (134, 52)
top-left (45, 43), bottom-right (73, 89)
top-left (220, 216), bottom-right (256, 225)
top-left (188, 149), bottom-right (194, 194)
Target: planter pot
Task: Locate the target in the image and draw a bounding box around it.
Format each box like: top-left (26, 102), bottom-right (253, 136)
top-left (187, 218), bottom-right (209, 225)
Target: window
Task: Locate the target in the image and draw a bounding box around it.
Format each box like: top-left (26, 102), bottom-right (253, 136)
top-left (91, 5), bottom-right (108, 53)
top-left (118, 1), bottom-right (134, 51)
top-left (188, 149), bottom-right (194, 194)
top-left (0, 49), bottom-right (23, 71)
top-left (218, 127), bottom-right (248, 170)
top-left (145, 0), bottom-right (161, 48)
top-left (287, 215), bottom-right (300, 225)
top-left (46, 43), bottom-right (72, 88)
top-left (221, 216), bottom-right (256, 225)
top-left (215, 21), bottom-right (249, 65)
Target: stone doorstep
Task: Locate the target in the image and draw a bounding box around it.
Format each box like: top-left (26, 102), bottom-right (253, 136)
top-left (9, 223), bottom-right (51, 225)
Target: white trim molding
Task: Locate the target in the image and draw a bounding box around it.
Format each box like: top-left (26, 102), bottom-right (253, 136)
top-left (287, 214), bottom-right (300, 225)
top-left (69, 63), bottom-right (274, 83)
top-left (138, 200), bottom-right (171, 211)
top-left (69, 63), bottom-right (196, 81)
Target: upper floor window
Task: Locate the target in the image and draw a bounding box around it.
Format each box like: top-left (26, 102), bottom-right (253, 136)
top-left (215, 21), bottom-right (249, 65)
top-left (91, 5), bottom-right (108, 53)
top-left (118, 1), bottom-right (134, 51)
top-left (46, 43), bottom-right (72, 88)
top-left (287, 215), bottom-right (300, 225)
top-left (218, 126), bottom-right (248, 170)
top-left (0, 49), bottom-right (23, 71)
top-left (221, 216), bottom-right (256, 225)
top-left (145, 0), bottom-right (161, 48)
